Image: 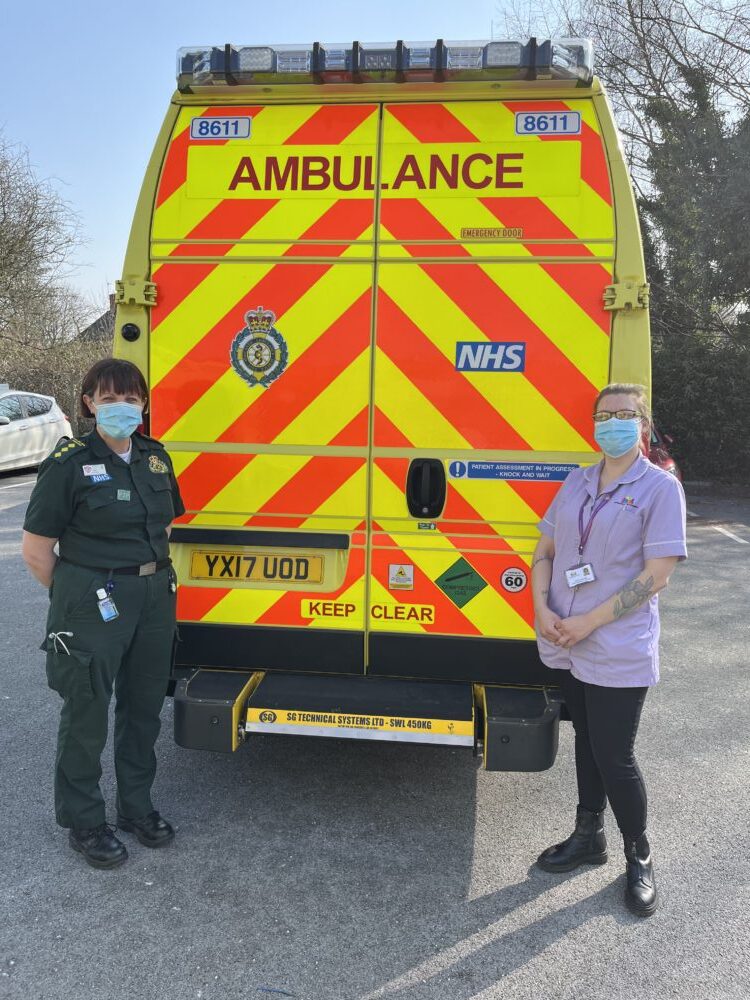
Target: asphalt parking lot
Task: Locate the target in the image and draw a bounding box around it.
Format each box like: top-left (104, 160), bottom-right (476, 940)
top-left (1, 471), bottom-right (749, 1000)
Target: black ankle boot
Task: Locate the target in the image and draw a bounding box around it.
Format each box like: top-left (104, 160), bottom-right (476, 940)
top-left (537, 806), bottom-right (608, 873)
top-left (624, 833), bottom-right (657, 916)
top-left (69, 823), bottom-right (128, 869)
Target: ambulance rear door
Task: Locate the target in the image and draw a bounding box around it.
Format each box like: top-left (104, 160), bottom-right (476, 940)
top-left (148, 102), bottom-right (379, 673)
top-left (368, 97), bottom-right (615, 681)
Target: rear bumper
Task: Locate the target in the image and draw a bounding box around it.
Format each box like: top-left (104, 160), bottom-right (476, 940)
top-left (369, 632), bottom-right (555, 685)
top-left (175, 622), bottom-right (558, 686)
top-left (173, 667), bottom-right (561, 770)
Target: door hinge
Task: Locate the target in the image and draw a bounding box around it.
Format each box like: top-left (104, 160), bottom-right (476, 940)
top-left (603, 280), bottom-right (649, 312)
top-left (115, 278), bottom-right (157, 308)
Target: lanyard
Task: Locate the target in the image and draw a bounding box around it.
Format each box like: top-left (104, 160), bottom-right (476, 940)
top-left (578, 490), bottom-right (617, 557)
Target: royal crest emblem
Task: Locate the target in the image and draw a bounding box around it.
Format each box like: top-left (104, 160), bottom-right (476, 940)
top-left (230, 306), bottom-right (289, 389)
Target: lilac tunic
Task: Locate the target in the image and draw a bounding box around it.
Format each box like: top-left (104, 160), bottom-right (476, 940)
top-left (536, 454), bottom-right (687, 687)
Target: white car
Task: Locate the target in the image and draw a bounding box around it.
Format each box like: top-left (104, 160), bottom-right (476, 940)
top-left (0, 387), bottom-right (74, 472)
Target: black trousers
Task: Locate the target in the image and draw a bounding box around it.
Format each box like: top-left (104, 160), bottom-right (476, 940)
top-left (560, 671), bottom-right (649, 841)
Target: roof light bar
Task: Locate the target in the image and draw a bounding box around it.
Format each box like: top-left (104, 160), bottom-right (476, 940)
top-left (176, 37), bottom-right (594, 91)
top-left (537, 39), bottom-right (594, 82)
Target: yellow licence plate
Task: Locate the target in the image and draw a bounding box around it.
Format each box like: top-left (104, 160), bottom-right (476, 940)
top-left (189, 549), bottom-right (324, 584)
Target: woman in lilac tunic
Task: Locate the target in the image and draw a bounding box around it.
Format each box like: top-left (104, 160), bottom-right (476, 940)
top-left (531, 383), bottom-right (686, 917)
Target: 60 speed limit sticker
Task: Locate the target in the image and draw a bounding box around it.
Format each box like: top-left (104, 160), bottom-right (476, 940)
top-left (501, 567), bottom-right (528, 592)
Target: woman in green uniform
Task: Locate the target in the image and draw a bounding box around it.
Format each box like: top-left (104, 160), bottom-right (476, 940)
top-left (22, 358), bottom-right (185, 869)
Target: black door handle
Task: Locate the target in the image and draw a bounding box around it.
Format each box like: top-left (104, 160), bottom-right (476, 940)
top-left (406, 459), bottom-right (446, 519)
top-left (420, 462), bottom-right (431, 509)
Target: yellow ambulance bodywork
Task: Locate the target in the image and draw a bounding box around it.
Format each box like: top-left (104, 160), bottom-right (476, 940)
top-left (115, 73), bottom-right (649, 687)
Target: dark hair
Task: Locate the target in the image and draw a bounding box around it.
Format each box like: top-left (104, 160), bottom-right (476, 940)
top-left (79, 359), bottom-right (148, 419)
top-left (594, 382), bottom-right (652, 426)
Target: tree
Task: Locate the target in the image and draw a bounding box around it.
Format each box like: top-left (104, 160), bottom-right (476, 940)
top-left (0, 138), bottom-right (82, 345)
top-left (497, 0), bottom-right (750, 479)
top-left (498, 0), bottom-right (749, 202)
top-left (0, 137), bottom-right (111, 434)
top-left (642, 66), bottom-right (732, 340)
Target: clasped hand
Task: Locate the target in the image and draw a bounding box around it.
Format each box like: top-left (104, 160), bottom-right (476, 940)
top-left (536, 607), bottom-right (595, 649)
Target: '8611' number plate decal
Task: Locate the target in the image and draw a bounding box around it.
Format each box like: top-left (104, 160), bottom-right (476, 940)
top-left (190, 117), bottom-right (252, 140)
top-left (514, 111), bottom-right (581, 136)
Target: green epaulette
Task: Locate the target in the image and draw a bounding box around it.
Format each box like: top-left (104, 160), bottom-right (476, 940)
top-left (134, 430), bottom-right (166, 450)
top-left (51, 437), bottom-right (86, 462)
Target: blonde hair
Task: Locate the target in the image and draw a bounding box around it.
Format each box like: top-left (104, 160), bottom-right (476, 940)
top-left (594, 383), bottom-right (651, 425)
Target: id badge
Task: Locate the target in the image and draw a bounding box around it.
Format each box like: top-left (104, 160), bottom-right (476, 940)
top-left (97, 595), bottom-right (119, 622)
top-left (565, 563), bottom-right (596, 589)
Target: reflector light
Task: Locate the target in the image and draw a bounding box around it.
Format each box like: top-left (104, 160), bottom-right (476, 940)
top-left (323, 47), bottom-right (348, 70)
top-left (445, 44), bottom-right (484, 70)
top-left (406, 45), bottom-right (432, 68)
top-left (178, 47), bottom-right (215, 86)
top-left (486, 41), bottom-right (523, 67)
top-left (540, 39), bottom-right (595, 82)
top-left (176, 37), bottom-right (595, 90)
top-left (236, 46), bottom-right (274, 72)
top-left (554, 38), bottom-right (594, 79)
top-left (276, 49), bottom-right (311, 73)
top-left (361, 48), bottom-right (397, 71)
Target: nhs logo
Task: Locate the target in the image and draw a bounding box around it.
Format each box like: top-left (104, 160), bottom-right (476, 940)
top-left (455, 341), bottom-right (526, 372)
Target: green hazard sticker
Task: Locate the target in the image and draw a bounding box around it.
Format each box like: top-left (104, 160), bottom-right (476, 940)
top-left (435, 558), bottom-right (487, 608)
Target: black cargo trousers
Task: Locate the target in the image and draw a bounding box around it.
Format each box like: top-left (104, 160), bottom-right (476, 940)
top-left (43, 560), bottom-right (176, 830)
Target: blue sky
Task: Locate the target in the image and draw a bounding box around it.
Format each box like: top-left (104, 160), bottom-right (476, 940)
top-left (4, 0), bottom-right (503, 307)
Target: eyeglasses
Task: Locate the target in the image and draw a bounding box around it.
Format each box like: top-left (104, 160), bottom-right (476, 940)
top-left (593, 409), bottom-right (641, 423)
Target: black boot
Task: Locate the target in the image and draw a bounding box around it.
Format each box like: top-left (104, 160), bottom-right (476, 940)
top-left (69, 823), bottom-right (128, 869)
top-left (624, 833), bottom-right (657, 916)
top-left (117, 810), bottom-right (175, 848)
top-left (536, 806), bottom-right (608, 873)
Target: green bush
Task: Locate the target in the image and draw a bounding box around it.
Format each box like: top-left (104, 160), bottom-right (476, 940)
top-left (653, 331), bottom-right (750, 483)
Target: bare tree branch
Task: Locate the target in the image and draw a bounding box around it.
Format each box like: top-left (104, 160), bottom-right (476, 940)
top-left (0, 137), bottom-right (82, 342)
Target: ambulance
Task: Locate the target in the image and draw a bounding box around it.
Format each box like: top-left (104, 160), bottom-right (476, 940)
top-left (114, 38), bottom-right (650, 768)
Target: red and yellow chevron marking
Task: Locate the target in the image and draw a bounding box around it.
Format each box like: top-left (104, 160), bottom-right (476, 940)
top-left (369, 514), bottom-right (534, 640)
top-left (173, 412), bottom-right (368, 530)
top-left (150, 103), bottom-right (382, 634)
top-left (374, 267), bottom-right (603, 453)
top-left (151, 270), bottom-right (373, 443)
top-left (370, 422), bottom-right (537, 640)
top-left (147, 96), bottom-right (616, 643)
top-left (372, 99), bottom-right (612, 468)
top-left (378, 99), bottom-right (613, 245)
top-left (152, 103), bottom-right (379, 254)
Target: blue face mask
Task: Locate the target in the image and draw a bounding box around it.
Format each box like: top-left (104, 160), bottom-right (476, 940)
top-left (594, 417), bottom-right (641, 458)
top-left (94, 402), bottom-right (143, 440)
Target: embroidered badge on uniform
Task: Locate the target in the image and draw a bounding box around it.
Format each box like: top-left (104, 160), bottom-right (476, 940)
top-left (619, 495), bottom-right (639, 510)
top-left (148, 454), bottom-right (169, 474)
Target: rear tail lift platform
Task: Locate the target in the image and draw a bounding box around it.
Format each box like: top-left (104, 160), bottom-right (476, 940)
top-left (173, 670), bottom-right (561, 768)
top-left (246, 673), bottom-right (475, 747)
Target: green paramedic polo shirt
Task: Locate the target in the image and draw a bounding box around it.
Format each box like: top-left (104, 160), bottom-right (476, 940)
top-left (24, 430), bottom-right (185, 569)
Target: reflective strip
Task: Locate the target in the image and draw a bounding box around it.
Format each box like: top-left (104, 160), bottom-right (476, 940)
top-left (245, 705), bottom-right (474, 740)
top-left (244, 722), bottom-right (474, 746)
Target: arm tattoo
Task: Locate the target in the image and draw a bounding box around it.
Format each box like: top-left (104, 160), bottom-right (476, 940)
top-left (613, 575), bottom-right (654, 620)
top-left (532, 555), bottom-right (553, 570)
